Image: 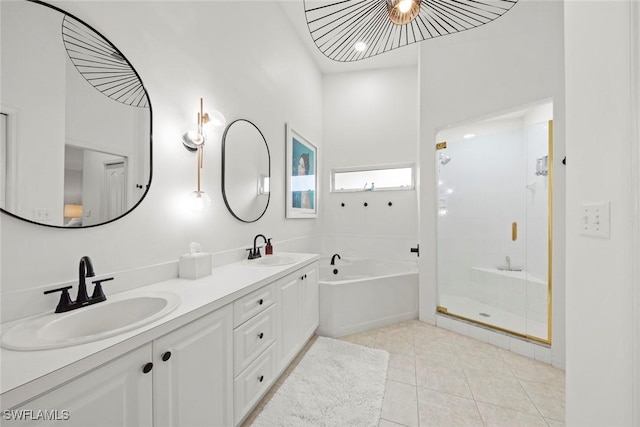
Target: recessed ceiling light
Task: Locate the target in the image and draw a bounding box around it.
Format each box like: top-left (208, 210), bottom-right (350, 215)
top-left (463, 133), bottom-right (475, 139)
top-left (353, 41), bottom-right (367, 52)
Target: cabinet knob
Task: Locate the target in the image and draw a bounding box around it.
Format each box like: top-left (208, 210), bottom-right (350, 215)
top-left (258, 332), bottom-right (264, 339)
top-left (142, 362), bottom-right (153, 374)
top-left (162, 351), bottom-right (172, 362)
top-left (258, 375), bottom-right (264, 383)
top-left (258, 298), bottom-right (264, 305)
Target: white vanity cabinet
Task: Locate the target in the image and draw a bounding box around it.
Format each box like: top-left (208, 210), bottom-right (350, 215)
top-left (10, 306), bottom-right (233, 427)
top-left (276, 262), bottom-right (319, 372)
top-left (12, 345), bottom-right (153, 427)
top-left (153, 304), bottom-right (233, 427)
top-left (3, 256), bottom-right (320, 427)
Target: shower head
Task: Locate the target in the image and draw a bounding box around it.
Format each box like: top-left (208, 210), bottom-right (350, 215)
top-left (439, 153), bottom-right (451, 165)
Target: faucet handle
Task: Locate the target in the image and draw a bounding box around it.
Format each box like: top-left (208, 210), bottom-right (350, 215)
top-left (246, 248), bottom-right (255, 260)
top-left (44, 286), bottom-right (73, 313)
top-left (91, 277), bottom-right (113, 301)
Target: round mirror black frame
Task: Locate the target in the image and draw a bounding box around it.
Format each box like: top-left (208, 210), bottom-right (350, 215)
top-left (0, 0), bottom-right (153, 229)
top-left (221, 119), bottom-right (270, 223)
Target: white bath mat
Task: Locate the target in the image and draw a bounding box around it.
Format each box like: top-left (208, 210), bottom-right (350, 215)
top-left (252, 337), bottom-right (389, 427)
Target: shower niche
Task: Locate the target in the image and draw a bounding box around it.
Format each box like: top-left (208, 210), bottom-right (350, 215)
top-left (436, 102), bottom-right (553, 344)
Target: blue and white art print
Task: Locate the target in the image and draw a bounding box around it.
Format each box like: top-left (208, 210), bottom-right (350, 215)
top-left (286, 123), bottom-right (317, 218)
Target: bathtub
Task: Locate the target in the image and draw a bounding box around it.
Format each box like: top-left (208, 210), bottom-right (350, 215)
top-left (317, 258), bottom-right (419, 337)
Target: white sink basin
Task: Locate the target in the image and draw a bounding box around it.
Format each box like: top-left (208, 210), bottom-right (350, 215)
top-left (1, 291), bottom-right (181, 351)
top-left (243, 254), bottom-right (300, 267)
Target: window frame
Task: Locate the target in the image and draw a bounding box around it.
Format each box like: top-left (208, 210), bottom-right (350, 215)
top-left (330, 163), bottom-right (416, 193)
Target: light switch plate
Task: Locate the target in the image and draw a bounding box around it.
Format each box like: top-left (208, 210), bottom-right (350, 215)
top-left (581, 202), bottom-right (610, 238)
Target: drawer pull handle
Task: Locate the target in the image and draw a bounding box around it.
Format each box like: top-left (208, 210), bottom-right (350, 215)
top-left (258, 332), bottom-right (264, 339)
top-left (258, 375), bottom-right (264, 382)
top-left (162, 351), bottom-right (172, 362)
top-left (258, 299), bottom-right (264, 305)
top-left (142, 362), bottom-right (153, 374)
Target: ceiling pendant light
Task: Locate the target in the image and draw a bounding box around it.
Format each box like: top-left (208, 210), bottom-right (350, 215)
top-left (387, 0), bottom-right (421, 25)
top-left (303, 0), bottom-right (519, 62)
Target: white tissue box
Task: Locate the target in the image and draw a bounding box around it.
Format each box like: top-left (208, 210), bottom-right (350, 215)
top-left (179, 252), bottom-right (212, 279)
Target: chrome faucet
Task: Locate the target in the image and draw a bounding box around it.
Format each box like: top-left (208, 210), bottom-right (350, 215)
top-left (330, 253), bottom-right (341, 265)
top-left (247, 234), bottom-right (268, 260)
top-left (44, 256), bottom-right (112, 313)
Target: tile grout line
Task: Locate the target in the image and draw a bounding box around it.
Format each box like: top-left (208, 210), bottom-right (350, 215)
top-left (498, 348), bottom-right (549, 421)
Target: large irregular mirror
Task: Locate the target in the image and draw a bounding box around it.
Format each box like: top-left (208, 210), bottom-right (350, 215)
top-left (222, 119), bottom-right (270, 223)
top-left (0, 0), bottom-right (152, 228)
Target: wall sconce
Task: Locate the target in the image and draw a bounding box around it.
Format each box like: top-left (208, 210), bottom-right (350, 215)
top-left (182, 98), bottom-right (226, 212)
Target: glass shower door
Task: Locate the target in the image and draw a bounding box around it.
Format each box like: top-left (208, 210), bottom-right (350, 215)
top-left (436, 108), bottom-right (552, 344)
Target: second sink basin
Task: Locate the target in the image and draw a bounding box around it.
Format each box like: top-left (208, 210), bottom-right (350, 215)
top-left (1, 291), bottom-right (181, 351)
top-left (243, 254), bottom-right (300, 267)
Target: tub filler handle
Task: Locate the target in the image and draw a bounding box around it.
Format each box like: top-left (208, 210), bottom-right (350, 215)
top-left (410, 244), bottom-right (420, 257)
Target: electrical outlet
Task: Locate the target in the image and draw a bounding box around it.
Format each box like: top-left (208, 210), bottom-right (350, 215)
top-left (581, 202), bottom-right (610, 238)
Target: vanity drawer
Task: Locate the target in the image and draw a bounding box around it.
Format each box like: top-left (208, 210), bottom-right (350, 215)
top-left (234, 342), bottom-right (277, 425)
top-left (234, 305), bottom-right (276, 376)
top-left (233, 283), bottom-right (275, 327)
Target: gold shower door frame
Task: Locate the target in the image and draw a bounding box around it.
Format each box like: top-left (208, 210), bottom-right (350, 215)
top-left (437, 120), bottom-right (553, 346)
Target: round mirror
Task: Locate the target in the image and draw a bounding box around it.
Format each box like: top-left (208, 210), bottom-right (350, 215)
top-left (0, 0), bottom-right (152, 228)
top-left (221, 120), bottom-right (270, 223)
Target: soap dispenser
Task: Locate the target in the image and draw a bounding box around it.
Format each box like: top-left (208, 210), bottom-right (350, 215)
top-left (265, 238), bottom-right (273, 255)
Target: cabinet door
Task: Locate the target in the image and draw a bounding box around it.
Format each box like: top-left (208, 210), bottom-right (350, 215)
top-left (300, 263), bottom-right (319, 341)
top-left (276, 273), bottom-right (300, 372)
top-left (12, 345), bottom-right (153, 427)
top-left (153, 305), bottom-right (233, 427)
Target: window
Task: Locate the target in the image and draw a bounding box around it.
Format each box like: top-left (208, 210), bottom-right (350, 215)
top-left (331, 164), bottom-right (415, 192)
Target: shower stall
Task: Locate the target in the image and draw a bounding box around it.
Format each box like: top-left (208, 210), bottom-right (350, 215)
top-left (436, 103), bottom-right (552, 343)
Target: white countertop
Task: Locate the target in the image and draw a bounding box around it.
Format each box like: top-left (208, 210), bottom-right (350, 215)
top-left (0, 252), bottom-right (319, 409)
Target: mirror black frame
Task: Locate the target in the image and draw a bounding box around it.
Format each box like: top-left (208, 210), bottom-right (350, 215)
top-left (0, 0), bottom-right (153, 229)
top-left (221, 119), bottom-right (270, 223)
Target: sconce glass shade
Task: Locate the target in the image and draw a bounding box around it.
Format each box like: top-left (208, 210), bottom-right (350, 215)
top-left (303, 0), bottom-right (519, 62)
top-left (208, 110), bottom-right (226, 129)
top-left (185, 190), bottom-right (212, 213)
top-left (387, 0), bottom-right (421, 25)
top-left (182, 129), bottom-right (207, 152)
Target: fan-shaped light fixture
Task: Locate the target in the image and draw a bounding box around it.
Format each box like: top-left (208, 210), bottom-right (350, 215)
top-left (304, 0), bottom-right (519, 62)
top-left (387, 0), bottom-right (421, 25)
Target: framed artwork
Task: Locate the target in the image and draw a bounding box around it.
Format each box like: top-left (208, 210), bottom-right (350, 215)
top-left (285, 123), bottom-right (317, 218)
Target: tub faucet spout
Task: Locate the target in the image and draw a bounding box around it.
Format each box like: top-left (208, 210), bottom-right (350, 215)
top-left (330, 253), bottom-right (341, 265)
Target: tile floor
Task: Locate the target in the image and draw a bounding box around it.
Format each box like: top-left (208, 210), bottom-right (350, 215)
top-left (243, 320), bottom-right (565, 427)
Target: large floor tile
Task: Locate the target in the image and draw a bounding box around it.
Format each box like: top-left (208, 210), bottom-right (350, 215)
top-left (519, 378), bottom-right (565, 421)
top-left (476, 402), bottom-right (549, 427)
top-left (417, 388), bottom-right (483, 427)
top-left (415, 360), bottom-right (473, 399)
top-left (387, 353), bottom-right (417, 386)
top-left (375, 330), bottom-right (415, 357)
top-left (381, 380), bottom-right (419, 427)
top-left (465, 371), bottom-right (539, 415)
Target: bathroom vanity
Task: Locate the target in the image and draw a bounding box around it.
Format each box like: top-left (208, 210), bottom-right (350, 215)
top-left (0, 253), bottom-right (319, 426)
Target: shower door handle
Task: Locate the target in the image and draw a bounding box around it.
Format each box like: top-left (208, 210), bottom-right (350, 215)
top-left (512, 222), bottom-right (518, 241)
top-left (410, 244), bottom-right (419, 257)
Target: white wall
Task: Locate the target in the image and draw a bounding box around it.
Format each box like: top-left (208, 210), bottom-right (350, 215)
top-left (418, 0), bottom-right (566, 366)
top-left (0, 1), bottom-right (323, 321)
top-left (322, 67), bottom-right (419, 261)
top-left (564, 1), bottom-right (637, 424)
